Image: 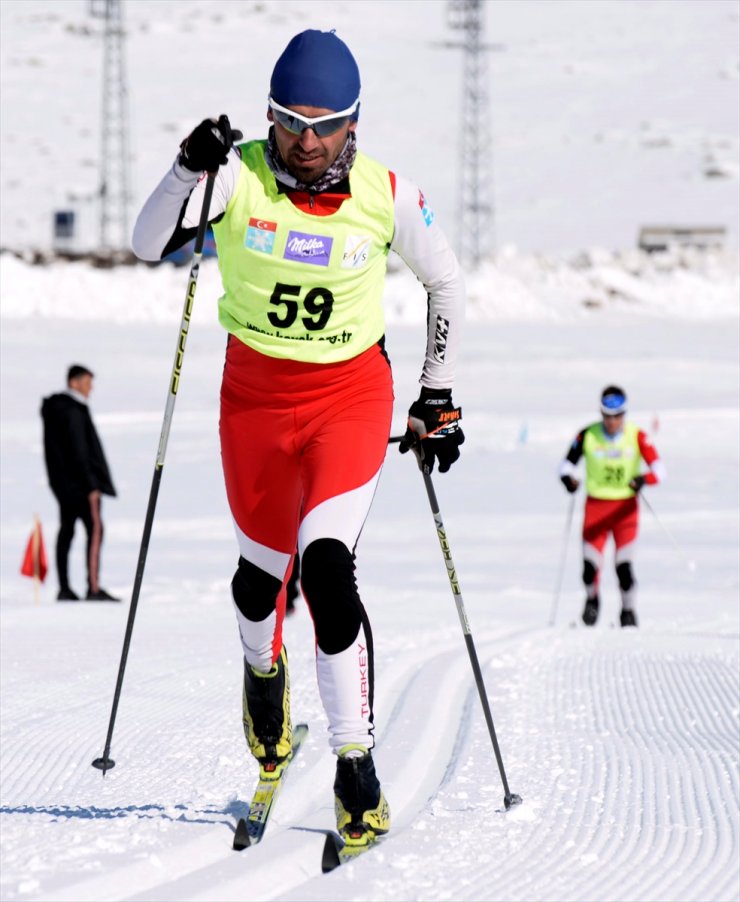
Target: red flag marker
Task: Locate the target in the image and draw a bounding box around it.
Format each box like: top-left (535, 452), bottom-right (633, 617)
top-left (20, 518), bottom-right (47, 600)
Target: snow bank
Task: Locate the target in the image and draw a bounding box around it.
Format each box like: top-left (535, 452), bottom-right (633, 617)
top-left (1, 247), bottom-right (737, 325)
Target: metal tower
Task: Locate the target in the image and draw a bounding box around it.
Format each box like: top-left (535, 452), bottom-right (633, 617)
top-left (90, 0), bottom-right (131, 252)
top-left (448, 0), bottom-right (492, 269)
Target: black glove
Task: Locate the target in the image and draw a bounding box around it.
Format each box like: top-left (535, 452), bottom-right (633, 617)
top-left (629, 475), bottom-right (647, 494)
top-left (560, 475), bottom-right (580, 494)
top-left (398, 387), bottom-right (464, 474)
top-left (178, 115), bottom-right (243, 172)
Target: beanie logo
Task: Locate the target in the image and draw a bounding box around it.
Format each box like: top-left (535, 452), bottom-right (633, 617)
top-left (284, 230), bottom-right (333, 266)
top-left (341, 234), bottom-right (371, 269)
top-left (418, 191), bottom-right (434, 227)
top-left (245, 218), bottom-right (278, 254)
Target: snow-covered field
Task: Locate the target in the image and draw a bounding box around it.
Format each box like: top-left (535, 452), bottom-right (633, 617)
top-left (1, 1), bottom-right (739, 900)
top-left (1, 255), bottom-right (738, 901)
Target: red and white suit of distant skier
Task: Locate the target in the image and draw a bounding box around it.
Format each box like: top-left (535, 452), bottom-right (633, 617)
top-left (559, 421), bottom-right (665, 611)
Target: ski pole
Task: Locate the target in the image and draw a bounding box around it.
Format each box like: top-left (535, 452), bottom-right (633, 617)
top-left (390, 435), bottom-right (522, 809)
top-left (640, 493), bottom-right (696, 572)
top-left (92, 172), bottom-right (216, 775)
top-left (548, 493), bottom-right (576, 626)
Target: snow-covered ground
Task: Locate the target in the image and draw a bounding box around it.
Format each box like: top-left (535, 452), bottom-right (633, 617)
top-left (1, 1), bottom-right (739, 900)
top-left (1, 253), bottom-right (738, 901)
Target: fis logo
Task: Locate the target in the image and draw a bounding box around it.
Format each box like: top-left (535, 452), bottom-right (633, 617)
top-left (418, 191), bottom-right (434, 227)
top-left (342, 234), bottom-right (371, 269)
top-left (433, 314), bottom-right (449, 363)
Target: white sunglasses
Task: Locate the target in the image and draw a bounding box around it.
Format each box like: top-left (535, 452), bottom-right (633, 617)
top-left (268, 96), bottom-right (359, 137)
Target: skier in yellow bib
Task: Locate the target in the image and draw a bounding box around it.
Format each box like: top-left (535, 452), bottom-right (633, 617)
top-left (134, 29), bottom-right (466, 846)
top-left (559, 386), bottom-right (666, 627)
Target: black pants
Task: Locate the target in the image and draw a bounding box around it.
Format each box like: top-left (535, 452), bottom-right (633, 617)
top-left (56, 494), bottom-right (104, 593)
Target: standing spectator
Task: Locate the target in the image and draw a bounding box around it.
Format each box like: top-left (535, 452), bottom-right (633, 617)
top-left (132, 29), bottom-right (465, 847)
top-left (41, 365), bottom-right (119, 602)
top-left (559, 385), bottom-right (665, 627)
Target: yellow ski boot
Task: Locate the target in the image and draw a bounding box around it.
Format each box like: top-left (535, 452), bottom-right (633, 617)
top-left (242, 646), bottom-right (292, 779)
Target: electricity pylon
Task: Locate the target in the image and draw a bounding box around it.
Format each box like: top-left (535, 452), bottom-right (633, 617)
top-left (448, 0), bottom-right (493, 269)
top-left (90, 0), bottom-right (131, 252)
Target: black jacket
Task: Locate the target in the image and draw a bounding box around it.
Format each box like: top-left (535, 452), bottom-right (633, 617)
top-left (41, 392), bottom-right (116, 502)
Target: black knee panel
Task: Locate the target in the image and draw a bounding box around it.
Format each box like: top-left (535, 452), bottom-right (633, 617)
top-left (583, 560), bottom-right (598, 586)
top-left (301, 538), bottom-right (366, 655)
top-left (616, 561), bottom-right (635, 592)
top-left (231, 556), bottom-right (282, 622)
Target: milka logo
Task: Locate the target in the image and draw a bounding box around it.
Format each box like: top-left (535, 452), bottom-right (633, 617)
top-left (284, 230), bottom-right (333, 266)
top-left (288, 236), bottom-right (324, 255)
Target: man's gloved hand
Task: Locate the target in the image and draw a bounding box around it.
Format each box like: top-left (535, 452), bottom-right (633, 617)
top-left (629, 475), bottom-right (647, 494)
top-left (398, 387), bottom-right (464, 474)
top-left (178, 115), bottom-right (243, 172)
top-left (560, 475), bottom-right (580, 494)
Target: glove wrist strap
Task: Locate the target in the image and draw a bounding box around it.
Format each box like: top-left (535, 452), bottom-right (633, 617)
top-left (419, 386), bottom-right (452, 402)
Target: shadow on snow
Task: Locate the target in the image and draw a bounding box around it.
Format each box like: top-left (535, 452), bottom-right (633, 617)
top-left (0, 798), bottom-right (250, 830)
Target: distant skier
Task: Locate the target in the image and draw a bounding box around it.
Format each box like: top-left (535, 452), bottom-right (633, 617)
top-left (41, 365), bottom-right (119, 602)
top-left (132, 30), bottom-right (465, 846)
top-left (559, 386), bottom-right (665, 627)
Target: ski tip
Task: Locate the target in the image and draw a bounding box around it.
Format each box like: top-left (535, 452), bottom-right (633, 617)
top-left (233, 817), bottom-right (251, 851)
top-left (91, 756), bottom-right (115, 774)
top-left (321, 833), bottom-right (342, 873)
top-left (504, 792), bottom-right (523, 810)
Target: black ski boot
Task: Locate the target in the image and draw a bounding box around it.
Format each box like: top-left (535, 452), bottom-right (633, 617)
top-left (582, 597), bottom-right (599, 626)
top-left (620, 608), bottom-right (638, 627)
top-left (334, 747), bottom-right (390, 847)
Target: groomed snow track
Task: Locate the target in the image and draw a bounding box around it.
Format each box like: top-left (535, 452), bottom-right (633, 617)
top-left (1, 617), bottom-right (737, 902)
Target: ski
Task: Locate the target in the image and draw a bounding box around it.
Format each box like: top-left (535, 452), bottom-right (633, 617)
top-left (232, 722), bottom-right (309, 851)
top-left (321, 830), bottom-right (383, 872)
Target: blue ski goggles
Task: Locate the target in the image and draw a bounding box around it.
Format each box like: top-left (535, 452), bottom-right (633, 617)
top-left (268, 97), bottom-right (359, 137)
top-left (600, 392), bottom-right (627, 416)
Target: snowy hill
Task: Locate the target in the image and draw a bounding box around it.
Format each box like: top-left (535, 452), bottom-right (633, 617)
top-left (0, 0), bottom-right (738, 255)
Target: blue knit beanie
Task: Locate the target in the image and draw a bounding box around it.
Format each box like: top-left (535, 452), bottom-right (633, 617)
top-left (270, 30), bottom-right (361, 116)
